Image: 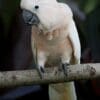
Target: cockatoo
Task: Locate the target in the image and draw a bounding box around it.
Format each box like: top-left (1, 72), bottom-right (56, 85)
top-left (20, 0), bottom-right (81, 100)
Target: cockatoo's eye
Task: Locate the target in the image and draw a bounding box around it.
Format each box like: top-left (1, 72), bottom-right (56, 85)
top-left (35, 5), bottom-right (39, 9)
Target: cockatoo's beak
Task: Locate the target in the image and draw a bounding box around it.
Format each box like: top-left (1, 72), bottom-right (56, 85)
top-left (22, 10), bottom-right (40, 26)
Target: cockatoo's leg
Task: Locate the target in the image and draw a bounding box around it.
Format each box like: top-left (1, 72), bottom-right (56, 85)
top-left (37, 52), bottom-right (46, 78)
top-left (60, 53), bottom-right (71, 76)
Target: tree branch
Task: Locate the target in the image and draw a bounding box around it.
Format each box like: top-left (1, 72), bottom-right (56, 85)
top-left (0, 63), bottom-right (100, 88)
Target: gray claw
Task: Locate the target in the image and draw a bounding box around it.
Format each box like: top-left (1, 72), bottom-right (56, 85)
top-left (40, 67), bottom-right (45, 73)
top-left (62, 63), bottom-right (70, 76)
top-left (37, 66), bottom-right (45, 79)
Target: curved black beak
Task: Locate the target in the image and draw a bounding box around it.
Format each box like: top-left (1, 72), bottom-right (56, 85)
top-left (22, 10), bottom-right (40, 26)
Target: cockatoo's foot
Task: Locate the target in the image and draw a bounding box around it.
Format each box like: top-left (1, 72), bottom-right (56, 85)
top-left (37, 66), bottom-right (45, 79)
top-left (61, 63), bottom-right (70, 76)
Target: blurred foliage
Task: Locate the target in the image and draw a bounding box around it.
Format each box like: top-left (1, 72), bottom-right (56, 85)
top-left (0, 0), bottom-right (20, 36)
top-left (84, 5), bottom-right (100, 61)
top-left (79, 0), bottom-right (99, 14)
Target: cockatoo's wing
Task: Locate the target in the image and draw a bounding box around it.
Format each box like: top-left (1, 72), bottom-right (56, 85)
top-left (68, 20), bottom-right (81, 64)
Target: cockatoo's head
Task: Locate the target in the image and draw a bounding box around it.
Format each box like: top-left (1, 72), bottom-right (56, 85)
top-left (20, 0), bottom-right (72, 32)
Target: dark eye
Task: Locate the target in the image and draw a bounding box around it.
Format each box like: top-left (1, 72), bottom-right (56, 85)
top-left (35, 5), bottom-right (39, 9)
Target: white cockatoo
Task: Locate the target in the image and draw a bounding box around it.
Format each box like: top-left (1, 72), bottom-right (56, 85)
top-left (20, 0), bottom-right (81, 100)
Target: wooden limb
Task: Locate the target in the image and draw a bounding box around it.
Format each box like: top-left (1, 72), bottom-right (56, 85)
top-left (0, 63), bottom-right (100, 88)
